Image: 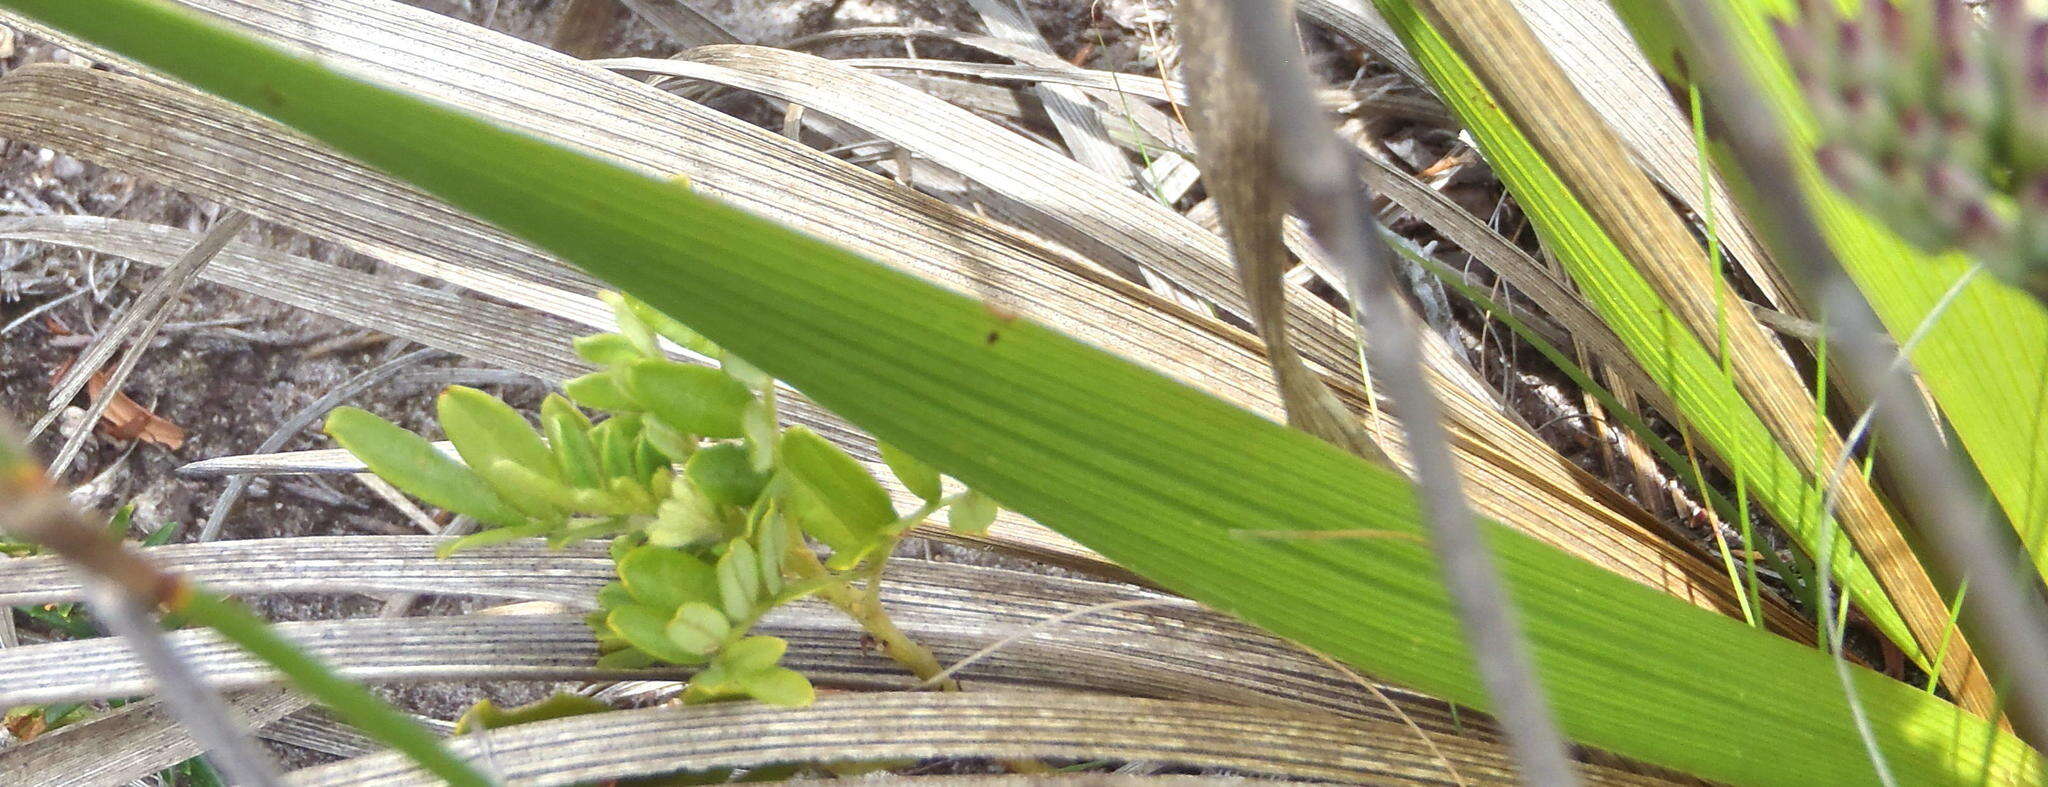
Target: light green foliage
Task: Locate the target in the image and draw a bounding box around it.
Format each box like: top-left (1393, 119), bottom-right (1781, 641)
top-left (686, 443), bottom-right (769, 507)
top-left (626, 360), bottom-right (754, 439)
top-left (776, 427), bottom-right (896, 569)
top-left (572, 333), bottom-right (644, 367)
top-left (540, 394), bottom-right (602, 488)
top-left (617, 544), bottom-right (718, 610)
top-left (562, 370), bottom-right (639, 411)
top-left (327, 292), bottom-right (1005, 707)
top-left (949, 490), bottom-right (999, 536)
top-left (880, 441), bottom-right (942, 503)
top-left (323, 407), bottom-right (525, 529)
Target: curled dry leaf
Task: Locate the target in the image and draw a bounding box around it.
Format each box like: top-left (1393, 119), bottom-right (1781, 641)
top-left (47, 357), bottom-right (187, 449)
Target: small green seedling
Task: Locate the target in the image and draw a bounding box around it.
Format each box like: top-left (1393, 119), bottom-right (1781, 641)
top-left (326, 291), bottom-right (1007, 706)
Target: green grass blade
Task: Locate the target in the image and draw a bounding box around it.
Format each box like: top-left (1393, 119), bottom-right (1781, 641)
top-left (1363, 0), bottom-right (1920, 663)
top-left (13, 0), bottom-right (2038, 782)
top-left (1621, 0), bottom-right (2048, 608)
top-left (173, 590), bottom-right (491, 787)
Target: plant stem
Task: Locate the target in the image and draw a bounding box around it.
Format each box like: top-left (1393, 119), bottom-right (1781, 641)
top-left (779, 528), bottom-right (1052, 775)
top-left (780, 527), bottom-right (952, 689)
top-left (85, 584), bottom-right (284, 787)
top-left (174, 591), bottom-right (491, 786)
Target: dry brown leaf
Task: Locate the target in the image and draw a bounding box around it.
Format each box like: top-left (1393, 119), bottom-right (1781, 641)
top-left (49, 358), bottom-right (187, 449)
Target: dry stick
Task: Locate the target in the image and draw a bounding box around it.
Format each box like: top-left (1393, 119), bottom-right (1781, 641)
top-left (1657, 0), bottom-right (2048, 745)
top-left (1212, 2), bottom-right (1578, 783)
top-left (965, 0), bottom-right (1133, 186)
top-left (200, 347), bottom-right (449, 541)
top-left (614, 0), bottom-right (738, 47)
top-left (33, 210), bottom-right (248, 420)
top-left (38, 210), bottom-right (252, 478)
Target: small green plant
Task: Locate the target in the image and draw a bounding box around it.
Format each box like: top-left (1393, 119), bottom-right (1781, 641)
top-left (324, 292), bottom-right (1002, 707)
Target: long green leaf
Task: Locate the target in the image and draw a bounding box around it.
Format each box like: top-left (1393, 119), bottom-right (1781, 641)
top-left (1363, 0), bottom-right (1924, 663)
top-left (17, 0), bottom-right (2037, 782)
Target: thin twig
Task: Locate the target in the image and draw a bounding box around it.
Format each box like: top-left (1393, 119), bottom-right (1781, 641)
top-left (0, 285), bottom-right (87, 337)
top-left (914, 598), bottom-right (1200, 688)
top-left (1212, 3), bottom-right (1577, 782)
top-left (1661, 0), bottom-right (2048, 743)
top-left (201, 347), bottom-right (447, 541)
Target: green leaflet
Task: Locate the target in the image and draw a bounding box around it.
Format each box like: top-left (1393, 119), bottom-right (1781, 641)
top-left (452, 693), bottom-right (611, 735)
top-left (949, 489), bottom-right (999, 536)
top-left (618, 544), bottom-right (720, 611)
top-left (776, 427), bottom-right (894, 568)
top-left (626, 360), bottom-right (755, 439)
top-left (735, 667), bottom-right (814, 707)
top-left (686, 442), bottom-right (769, 507)
top-left (573, 333), bottom-right (646, 367)
top-left (36, 1), bottom-right (2036, 781)
top-left (607, 603), bottom-right (707, 665)
top-left (879, 441), bottom-right (943, 503)
top-left (716, 539), bottom-right (763, 622)
top-left (438, 385), bottom-right (560, 483)
top-left (564, 370), bottom-right (640, 412)
top-left (601, 291), bottom-right (661, 358)
top-left (322, 406), bottom-right (525, 529)
top-left (665, 601), bottom-right (731, 656)
top-left (540, 393), bottom-right (604, 489)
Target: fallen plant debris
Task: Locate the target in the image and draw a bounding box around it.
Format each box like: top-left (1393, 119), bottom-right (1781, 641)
top-left (45, 353), bottom-right (186, 450)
